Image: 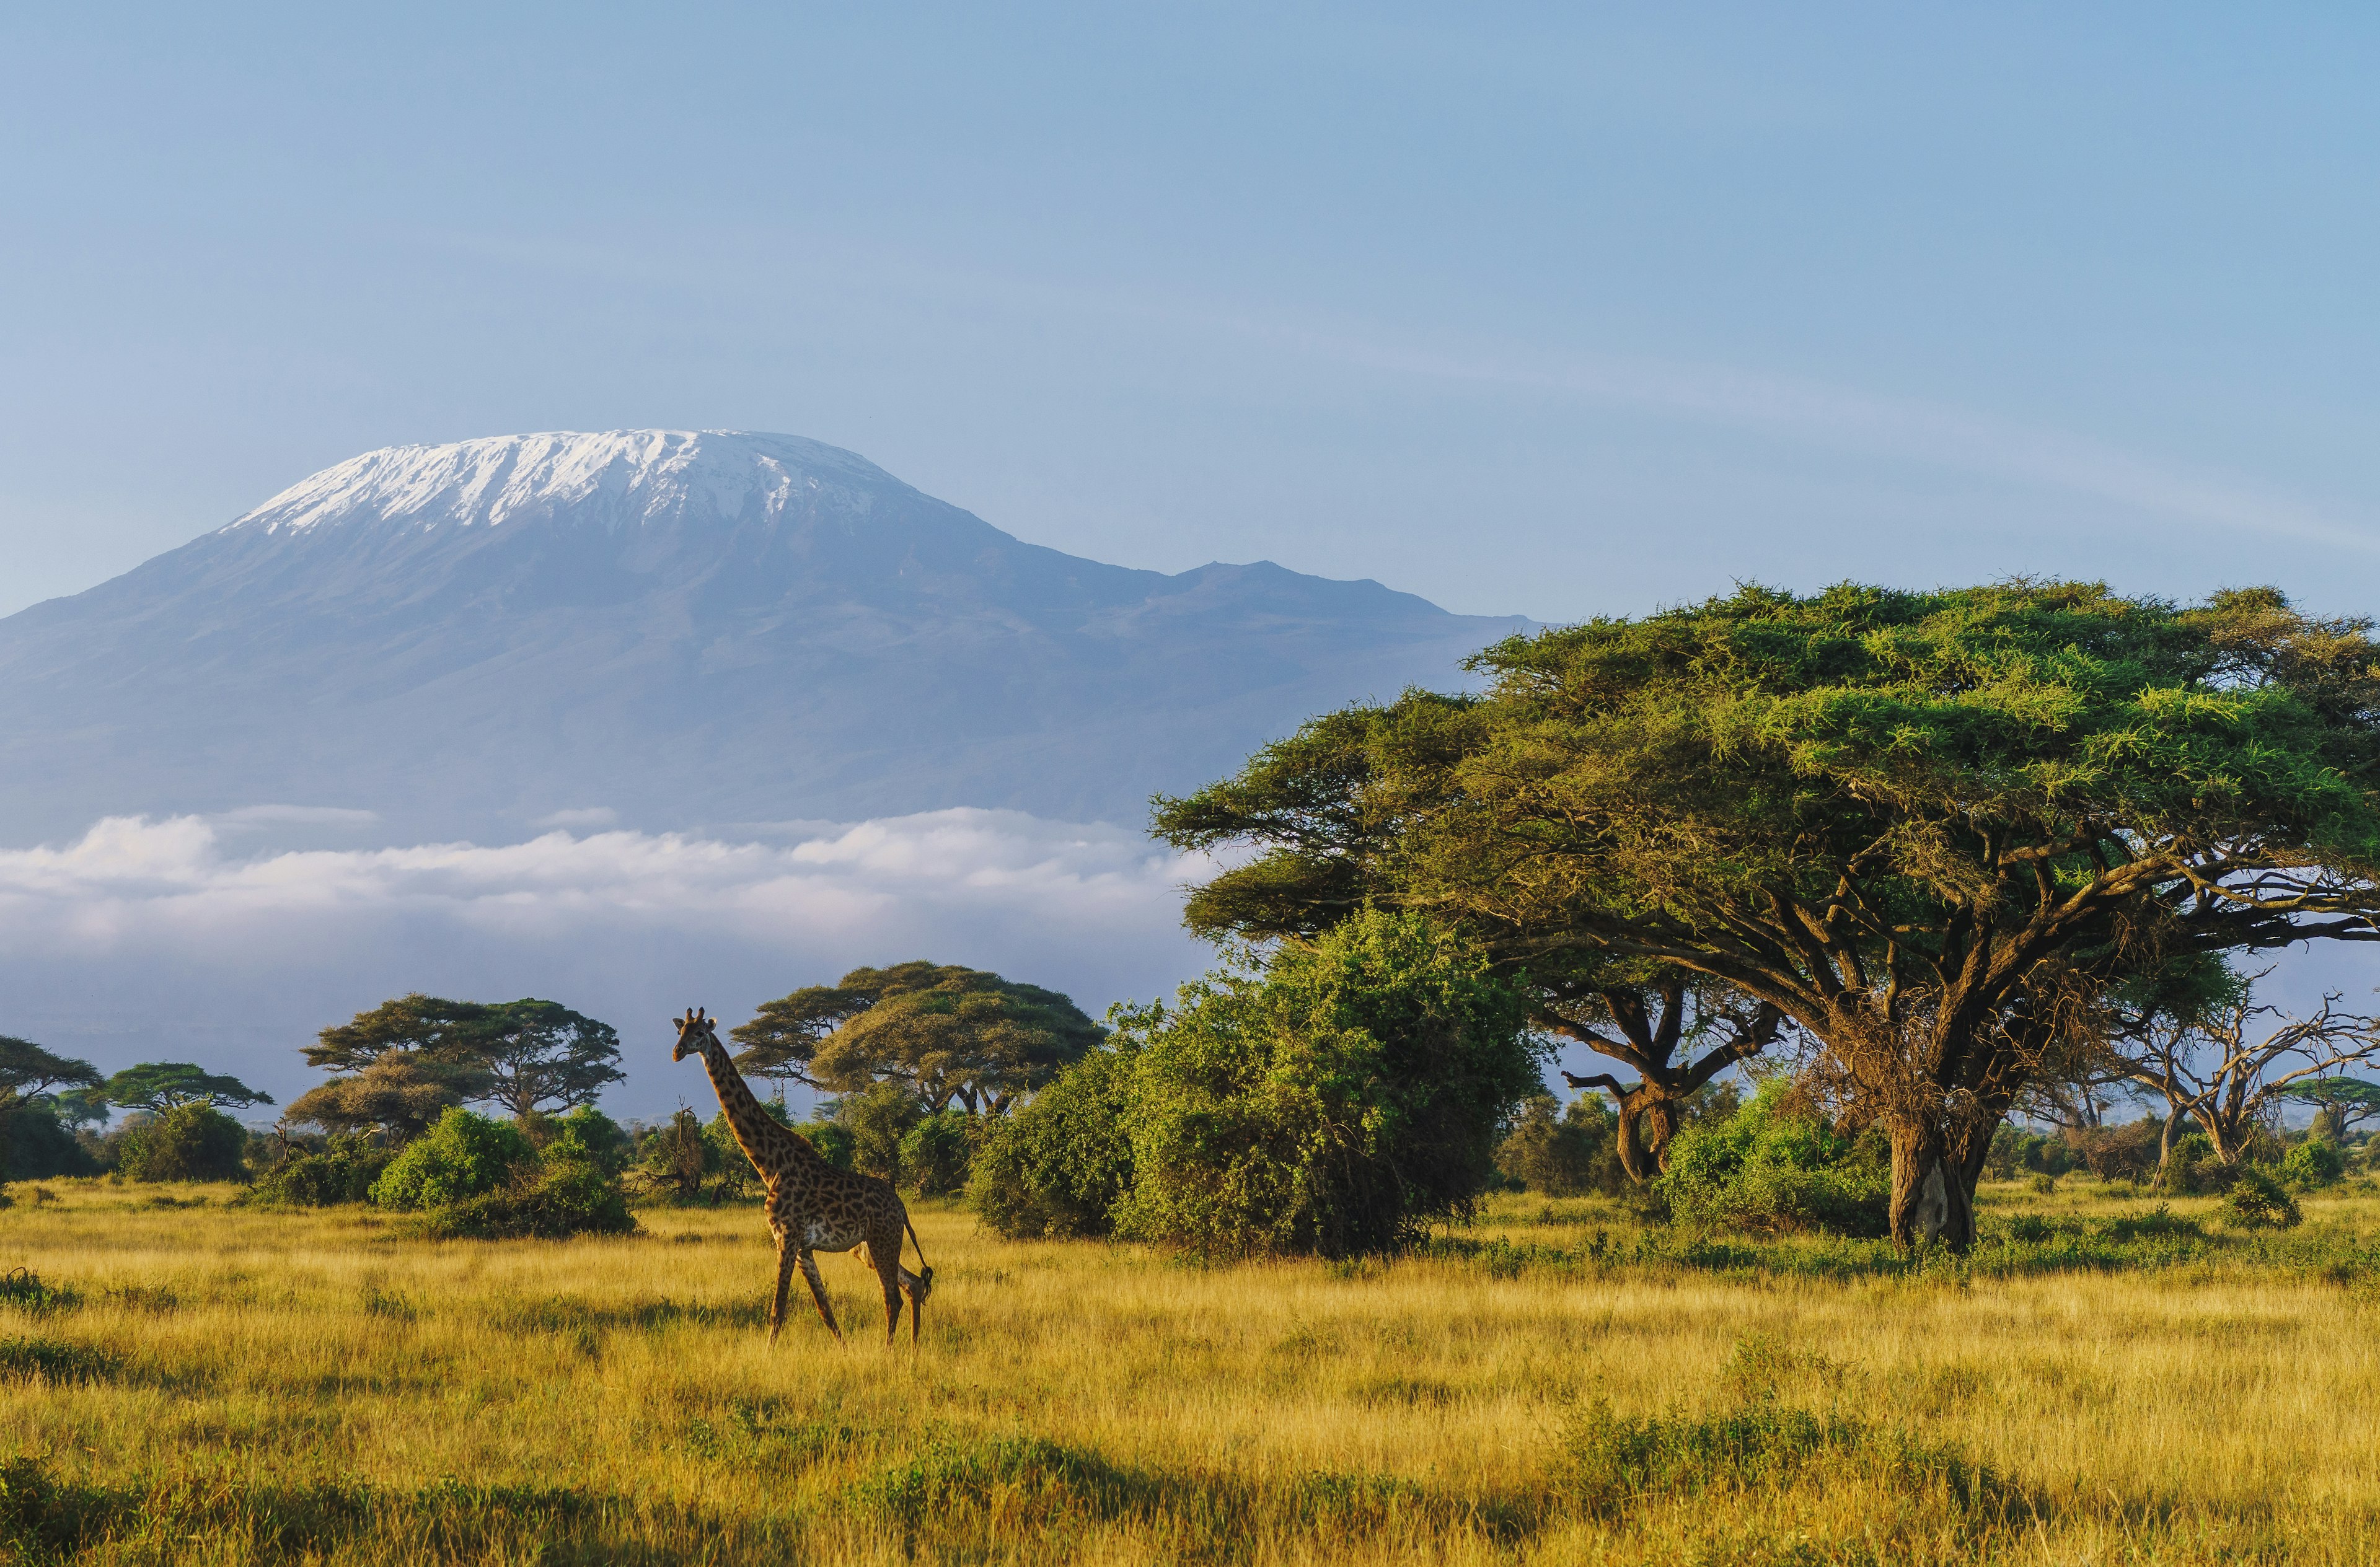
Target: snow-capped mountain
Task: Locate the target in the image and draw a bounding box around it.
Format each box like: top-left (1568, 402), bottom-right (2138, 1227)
top-left (0, 431), bottom-right (1529, 842)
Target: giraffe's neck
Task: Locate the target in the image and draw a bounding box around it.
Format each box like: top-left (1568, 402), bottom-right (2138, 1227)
top-left (696, 1035), bottom-right (824, 1185)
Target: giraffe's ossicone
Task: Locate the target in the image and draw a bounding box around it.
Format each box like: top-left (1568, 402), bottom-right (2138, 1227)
top-left (672, 1007), bottom-right (934, 1344)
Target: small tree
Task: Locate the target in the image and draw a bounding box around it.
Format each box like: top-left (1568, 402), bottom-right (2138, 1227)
top-left (283, 1058), bottom-right (469, 1144)
top-left (289, 994), bottom-right (495, 1140)
top-left (100, 1063), bottom-right (273, 1115)
top-left (1551, 973), bottom-right (1783, 1182)
top-left (1114, 908), bottom-right (1542, 1258)
top-left (2100, 987), bottom-right (2380, 1170)
top-left (733, 963), bottom-right (1102, 1113)
top-left (2276, 1078), bottom-right (2380, 1144)
top-left (0, 1038), bottom-right (102, 1182)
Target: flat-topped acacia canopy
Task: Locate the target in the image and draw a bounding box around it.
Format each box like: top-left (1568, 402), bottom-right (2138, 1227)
top-left (1157, 581), bottom-right (2380, 1249)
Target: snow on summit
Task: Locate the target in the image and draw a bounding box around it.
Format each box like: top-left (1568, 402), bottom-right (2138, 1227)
top-left (225, 430), bottom-right (903, 536)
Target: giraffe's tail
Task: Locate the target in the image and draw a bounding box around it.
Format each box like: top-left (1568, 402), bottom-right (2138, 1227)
top-left (902, 1213), bottom-right (934, 1302)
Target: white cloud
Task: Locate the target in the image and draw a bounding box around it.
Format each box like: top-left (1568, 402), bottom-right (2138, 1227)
top-left (531, 806), bottom-right (619, 830)
top-left (0, 809), bottom-right (1218, 1117)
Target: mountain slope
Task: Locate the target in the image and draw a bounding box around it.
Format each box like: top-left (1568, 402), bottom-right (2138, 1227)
top-left (0, 430), bottom-right (1528, 841)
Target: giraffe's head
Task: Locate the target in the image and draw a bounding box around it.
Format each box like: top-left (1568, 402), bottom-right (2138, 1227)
top-left (672, 1007), bottom-right (721, 1063)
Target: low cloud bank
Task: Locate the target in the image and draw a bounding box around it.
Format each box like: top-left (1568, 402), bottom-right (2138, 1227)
top-left (0, 810), bottom-right (1217, 1117)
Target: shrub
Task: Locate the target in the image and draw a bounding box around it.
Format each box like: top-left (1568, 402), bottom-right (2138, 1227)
top-left (790, 1119), bottom-right (856, 1171)
top-left (837, 1081), bottom-right (922, 1183)
top-left (1655, 1081), bottom-right (1890, 1237)
top-left (2281, 1137), bottom-right (2346, 1192)
top-left (2061, 1120), bottom-right (2161, 1182)
top-left (1497, 1094), bottom-right (1624, 1195)
top-left (2224, 1164), bottom-right (2303, 1229)
top-left (969, 1044), bottom-right (1139, 1239)
top-left (1112, 908), bottom-right (1541, 1258)
top-left (900, 1111), bottom-right (974, 1196)
top-left (115, 1103), bottom-right (250, 1183)
top-left (541, 1105), bottom-right (630, 1174)
top-left (370, 1108), bottom-right (536, 1210)
top-left (2, 1104), bottom-right (100, 1181)
top-left (248, 1135), bottom-right (393, 1206)
top-left (407, 1147), bottom-right (635, 1240)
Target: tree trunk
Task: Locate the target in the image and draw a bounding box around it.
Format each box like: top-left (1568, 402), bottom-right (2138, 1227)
top-left (1889, 1121), bottom-right (1978, 1252)
top-left (1611, 1089), bottom-right (1682, 1185)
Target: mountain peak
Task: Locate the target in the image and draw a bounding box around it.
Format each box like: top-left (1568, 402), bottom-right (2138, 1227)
top-left (225, 429), bottom-right (904, 538)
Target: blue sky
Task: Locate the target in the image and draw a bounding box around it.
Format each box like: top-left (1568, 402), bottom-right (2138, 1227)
top-left (4, 4), bottom-right (2376, 623)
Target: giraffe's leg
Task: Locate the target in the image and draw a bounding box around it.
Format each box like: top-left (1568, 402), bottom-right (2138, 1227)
top-left (874, 1240), bottom-right (904, 1345)
top-left (768, 1237), bottom-right (798, 1345)
top-left (797, 1249), bottom-right (842, 1339)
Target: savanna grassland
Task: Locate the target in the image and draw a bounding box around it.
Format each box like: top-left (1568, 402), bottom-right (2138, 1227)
top-left (3, 1179), bottom-right (2379, 1565)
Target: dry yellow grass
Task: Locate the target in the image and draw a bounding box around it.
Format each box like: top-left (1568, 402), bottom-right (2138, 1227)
top-left (2, 1177), bottom-right (2378, 1563)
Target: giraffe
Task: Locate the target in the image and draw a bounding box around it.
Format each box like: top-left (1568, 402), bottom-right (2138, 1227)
top-left (671, 1007), bottom-right (934, 1344)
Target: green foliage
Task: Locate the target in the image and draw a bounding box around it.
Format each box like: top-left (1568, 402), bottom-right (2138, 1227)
top-left (835, 1080), bottom-right (922, 1182)
top-left (541, 1105), bottom-right (630, 1174)
top-left (247, 1135), bottom-right (394, 1206)
top-left (115, 1102), bottom-right (251, 1182)
top-left (2281, 1136), bottom-right (2346, 1191)
top-left (473, 1000), bottom-right (626, 1120)
top-left (2224, 1165), bottom-right (2304, 1229)
top-left (100, 1062), bottom-right (272, 1115)
top-left (899, 1111), bottom-right (974, 1196)
top-left (1113, 908), bottom-right (1542, 1258)
top-left (734, 962), bottom-right (1103, 1113)
top-left (293, 993), bottom-right (621, 1134)
top-left (283, 1057), bottom-right (475, 1144)
top-left (1655, 1081), bottom-right (1889, 1237)
top-left (2, 1101), bottom-right (100, 1180)
top-left (1155, 582), bottom-right (2380, 1246)
top-left (0, 1038), bottom-right (100, 1099)
top-left (968, 1040), bottom-right (1140, 1240)
top-left (406, 1145), bottom-right (635, 1240)
top-left (1496, 1094), bottom-right (1624, 1196)
top-left (370, 1108), bottom-right (536, 1210)
top-left (790, 1119), bottom-right (856, 1172)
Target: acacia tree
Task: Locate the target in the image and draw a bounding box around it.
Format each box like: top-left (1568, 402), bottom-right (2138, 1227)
top-left (1157, 583), bottom-right (2380, 1250)
top-left (2104, 988), bottom-right (2380, 1167)
top-left (472, 1000), bottom-right (625, 1120)
top-left (733, 962), bottom-right (1103, 1114)
top-left (0, 1037), bottom-right (102, 1177)
top-left (100, 1063), bottom-right (273, 1115)
top-left (286, 994), bottom-right (497, 1139)
top-left (1548, 970), bottom-right (1783, 1182)
top-left (2280, 1077), bottom-right (2380, 1142)
top-left (286, 994), bottom-right (619, 1133)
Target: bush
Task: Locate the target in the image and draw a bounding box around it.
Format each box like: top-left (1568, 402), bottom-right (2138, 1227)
top-left (541, 1105), bottom-right (630, 1174)
top-left (1111, 908), bottom-right (1541, 1258)
top-left (900, 1112), bottom-right (973, 1196)
top-left (969, 1045), bottom-right (1139, 1239)
top-left (370, 1108), bottom-right (535, 1210)
top-left (406, 1147), bottom-right (635, 1240)
top-left (1655, 1081), bottom-right (1889, 1237)
top-left (1497, 1094), bottom-right (1625, 1195)
top-left (248, 1135), bottom-right (394, 1206)
top-left (790, 1119), bottom-right (856, 1171)
top-left (2281, 1137), bottom-right (2346, 1192)
top-left (2061, 1120), bottom-right (2161, 1182)
top-left (115, 1103), bottom-right (250, 1183)
top-left (837, 1082), bottom-right (922, 1183)
top-left (2223, 1164), bottom-right (2303, 1229)
top-left (2, 1104), bottom-right (99, 1180)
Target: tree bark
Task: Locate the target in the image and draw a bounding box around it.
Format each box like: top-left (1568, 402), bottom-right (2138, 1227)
top-left (1889, 1121), bottom-right (1978, 1251)
top-left (1609, 1087), bottom-right (1683, 1184)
